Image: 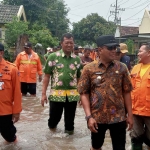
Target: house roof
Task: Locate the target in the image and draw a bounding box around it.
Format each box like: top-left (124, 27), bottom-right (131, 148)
top-left (119, 26), bottom-right (139, 36)
top-left (0, 4), bottom-right (20, 23)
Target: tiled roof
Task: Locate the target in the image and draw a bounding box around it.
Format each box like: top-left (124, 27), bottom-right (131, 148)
top-left (119, 26), bottom-right (139, 36)
top-left (0, 4), bottom-right (20, 23)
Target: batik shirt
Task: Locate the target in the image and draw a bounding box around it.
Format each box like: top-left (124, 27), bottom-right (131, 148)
top-left (78, 60), bottom-right (132, 124)
top-left (44, 49), bottom-right (82, 102)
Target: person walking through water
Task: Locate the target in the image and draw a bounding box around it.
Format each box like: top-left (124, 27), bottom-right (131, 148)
top-left (41, 33), bottom-right (82, 135)
top-left (15, 42), bottom-right (43, 97)
top-left (0, 43), bottom-right (22, 142)
top-left (130, 43), bottom-right (150, 150)
top-left (78, 35), bottom-right (133, 150)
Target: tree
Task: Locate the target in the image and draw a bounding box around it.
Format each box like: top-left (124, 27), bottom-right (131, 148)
top-left (5, 17), bottom-right (29, 47)
top-left (72, 13), bottom-right (116, 45)
top-left (2, 0), bottom-right (70, 38)
top-left (28, 22), bottom-right (59, 49)
top-left (4, 18), bottom-right (59, 61)
top-left (125, 39), bottom-right (134, 54)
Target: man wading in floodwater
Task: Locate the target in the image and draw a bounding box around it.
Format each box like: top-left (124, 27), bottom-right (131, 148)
top-left (78, 35), bottom-right (133, 150)
top-left (41, 33), bottom-right (82, 135)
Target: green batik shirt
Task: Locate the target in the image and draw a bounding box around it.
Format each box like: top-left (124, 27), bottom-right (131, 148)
top-left (44, 49), bottom-right (82, 102)
top-left (44, 53), bottom-right (50, 60)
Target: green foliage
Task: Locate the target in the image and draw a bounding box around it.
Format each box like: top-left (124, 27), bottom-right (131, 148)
top-left (38, 53), bottom-right (46, 65)
top-left (72, 13), bottom-right (116, 45)
top-left (4, 19), bottom-right (59, 49)
top-left (5, 17), bottom-right (29, 47)
top-left (125, 39), bottom-right (134, 54)
top-left (4, 50), bottom-right (10, 61)
top-left (2, 0), bottom-right (70, 38)
top-left (28, 22), bottom-right (59, 49)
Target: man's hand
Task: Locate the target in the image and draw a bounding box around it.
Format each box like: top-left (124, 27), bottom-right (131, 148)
top-left (126, 115), bottom-right (133, 131)
top-left (12, 113), bottom-right (20, 123)
top-left (41, 94), bottom-right (47, 107)
top-left (88, 118), bottom-right (98, 133)
top-left (39, 75), bottom-right (42, 82)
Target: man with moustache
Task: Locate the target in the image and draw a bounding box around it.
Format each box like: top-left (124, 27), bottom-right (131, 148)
top-left (130, 43), bottom-right (150, 150)
top-left (78, 35), bottom-right (133, 150)
top-left (41, 33), bottom-right (82, 135)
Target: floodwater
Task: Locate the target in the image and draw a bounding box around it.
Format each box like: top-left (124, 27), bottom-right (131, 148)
top-left (0, 82), bottom-right (149, 150)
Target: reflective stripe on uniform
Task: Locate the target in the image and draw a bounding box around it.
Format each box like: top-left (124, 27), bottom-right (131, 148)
top-left (20, 60), bottom-right (37, 65)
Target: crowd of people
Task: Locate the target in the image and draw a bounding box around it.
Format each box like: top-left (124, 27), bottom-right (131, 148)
top-left (0, 33), bottom-right (150, 150)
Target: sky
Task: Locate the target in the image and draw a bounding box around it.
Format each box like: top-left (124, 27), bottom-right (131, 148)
top-left (64, 0), bottom-right (150, 28)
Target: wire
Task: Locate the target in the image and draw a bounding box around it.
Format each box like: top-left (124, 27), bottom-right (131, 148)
top-left (125, 0), bottom-right (150, 9)
top-left (70, 0), bottom-right (105, 11)
top-left (119, 0), bottom-right (130, 6)
top-left (122, 19), bottom-right (141, 26)
top-left (71, 0), bottom-right (94, 9)
top-left (69, 13), bottom-right (85, 18)
top-left (111, 0), bottom-right (122, 5)
top-left (121, 3), bottom-right (150, 21)
top-left (106, 7), bottom-right (111, 19)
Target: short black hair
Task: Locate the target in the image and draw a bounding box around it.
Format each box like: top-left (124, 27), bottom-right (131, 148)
top-left (142, 42), bottom-right (150, 51)
top-left (53, 46), bottom-right (57, 50)
top-left (61, 33), bottom-right (74, 42)
top-left (84, 48), bottom-right (91, 52)
top-left (74, 45), bottom-right (78, 50)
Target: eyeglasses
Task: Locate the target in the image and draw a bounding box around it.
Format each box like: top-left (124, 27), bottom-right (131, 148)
top-left (104, 46), bottom-right (117, 51)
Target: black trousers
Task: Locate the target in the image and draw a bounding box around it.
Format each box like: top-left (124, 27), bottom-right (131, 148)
top-left (0, 115), bottom-right (16, 142)
top-left (48, 96), bottom-right (77, 131)
top-left (91, 121), bottom-right (126, 150)
top-left (21, 82), bottom-right (36, 95)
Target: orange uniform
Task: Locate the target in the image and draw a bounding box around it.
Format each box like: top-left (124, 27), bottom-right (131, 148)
top-left (90, 51), bottom-right (95, 60)
top-left (0, 58), bottom-right (22, 115)
top-left (15, 50), bottom-right (42, 83)
top-left (131, 63), bottom-right (150, 116)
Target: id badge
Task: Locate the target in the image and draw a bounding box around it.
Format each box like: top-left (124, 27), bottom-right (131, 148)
top-left (0, 82), bottom-right (4, 90)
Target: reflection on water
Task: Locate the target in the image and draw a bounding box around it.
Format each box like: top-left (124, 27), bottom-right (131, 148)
top-left (0, 82), bottom-right (149, 150)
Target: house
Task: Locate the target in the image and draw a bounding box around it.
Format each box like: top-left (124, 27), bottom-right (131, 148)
top-left (139, 9), bottom-right (150, 33)
top-left (115, 26), bottom-right (139, 39)
top-left (115, 9), bottom-right (150, 50)
top-left (0, 4), bottom-right (27, 43)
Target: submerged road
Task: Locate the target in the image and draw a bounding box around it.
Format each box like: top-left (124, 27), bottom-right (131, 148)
top-left (0, 82), bottom-right (148, 150)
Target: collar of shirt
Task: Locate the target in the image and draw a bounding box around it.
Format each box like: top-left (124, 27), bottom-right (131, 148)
top-left (98, 60), bottom-right (115, 68)
top-left (22, 50), bottom-right (34, 55)
top-left (61, 49), bottom-right (75, 58)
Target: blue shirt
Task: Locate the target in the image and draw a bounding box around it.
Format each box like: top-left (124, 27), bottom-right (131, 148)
top-left (120, 55), bottom-right (131, 70)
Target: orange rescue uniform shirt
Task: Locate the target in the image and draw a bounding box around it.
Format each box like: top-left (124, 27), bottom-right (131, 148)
top-left (0, 58), bottom-right (22, 115)
top-left (131, 63), bottom-right (150, 116)
top-left (15, 50), bottom-right (42, 83)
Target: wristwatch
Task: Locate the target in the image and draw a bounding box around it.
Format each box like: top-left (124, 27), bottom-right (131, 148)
top-left (85, 115), bottom-right (93, 121)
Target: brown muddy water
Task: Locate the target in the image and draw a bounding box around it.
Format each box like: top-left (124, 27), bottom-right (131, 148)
top-left (0, 82), bottom-right (148, 150)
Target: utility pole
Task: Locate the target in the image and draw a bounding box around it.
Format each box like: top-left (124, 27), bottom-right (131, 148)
top-left (109, 0), bottom-right (125, 25)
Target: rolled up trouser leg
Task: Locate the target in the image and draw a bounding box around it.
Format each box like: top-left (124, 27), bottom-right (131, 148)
top-left (130, 115), bottom-right (144, 150)
top-left (144, 116), bottom-right (150, 147)
top-left (131, 137), bottom-right (143, 150)
top-left (0, 115), bottom-right (16, 142)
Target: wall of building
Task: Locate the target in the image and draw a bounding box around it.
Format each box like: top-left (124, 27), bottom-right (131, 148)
top-left (139, 10), bottom-right (150, 33)
top-left (0, 24), bottom-right (5, 43)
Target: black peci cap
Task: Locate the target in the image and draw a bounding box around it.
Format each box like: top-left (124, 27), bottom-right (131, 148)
top-left (0, 43), bottom-right (4, 51)
top-left (96, 35), bottom-right (119, 47)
